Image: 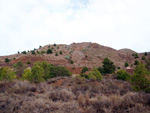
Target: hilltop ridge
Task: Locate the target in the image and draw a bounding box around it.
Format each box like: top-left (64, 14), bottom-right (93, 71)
top-left (0, 42), bottom-right (147, 73)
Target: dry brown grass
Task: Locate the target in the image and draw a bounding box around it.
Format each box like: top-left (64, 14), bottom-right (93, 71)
top-left (0, 76), bottom-right (150, 113)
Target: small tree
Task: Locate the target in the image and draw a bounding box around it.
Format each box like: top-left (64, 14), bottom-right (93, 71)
top-left (50, 66), bottom-right (71, 78)
top-left (27, 61), bottom-right (31, 64)
top-left (131, 63), bottom-right (150, 92)
top-left (55, 53), bottom-right (58, 56)
top-left (13, 61), bottom-right (26, 75)
top-left (41, 51), bottom-right (45, 54)
top-left (47, 49), bottom-right (52, 54)
top-left (22, 51), bottom-right (27, 54)
top-left (88, 68), bottom-right (103, 81)
top-left (97, 67), bottom-right (104, 75)
top-left (70, 60), bottom-right (74, 64)
top-left (81, 66), bottom-right (89, 73)
top-left (34, 61), bottom-right (50, 80)
top-left (102, 58), bottom-right (116, 74)
top-left (5, 58), bottom-right (10, 63)
top-left (134, 60), bottom-right (139, 65)
top-left (144, 52), bottom-right (148, 56)
top-left (142, 56), bottom-right (146, 60)
top-left (0, 67), bottom-right (16, 80)
top-left (60, 51), bottom-right (62, 55)
top-left (31, 50), bottom-right (36, 55)
top-left (22, 69), bottom-right (32, 80)
top-left (134, 53), bottom-right (139, 59)
top-left (31, 65), bottom-right (44, 83)
top-left (116, 69), bottom-right (131, 81)
top-left (146, 59), bottom-right (150, 71)
top-left (124, 62), bottom-right (129, 67)
top-left (54, 43), bottom-right (56, 46)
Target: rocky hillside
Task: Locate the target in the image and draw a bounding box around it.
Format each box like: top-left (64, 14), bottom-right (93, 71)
top-left (0, 42), bottom-right (147, 72)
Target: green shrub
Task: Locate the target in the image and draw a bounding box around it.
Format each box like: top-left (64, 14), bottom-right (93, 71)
top-left (134, 53), bottom-right (139, 59)
top-left (65, 55), bottom-right (70, 60)
top-left (13, 61), bottom-right (26, 75)
top-left (102, 58), bottom-right (116, 74)
top-left (116, 69), bottom-right (131, 81)
top-left (131, 63), bottom-right (150, 92)
top-left (142, 56), bottom-right (146, 60)
top-left (117, 67), bottom-right (120, 69)
top-left (41, 51), bottom-right (45, 54)
top-left (146, 59), bottom-right (150, 71)
top-left (81, 66), bottom-right (89, 73)
top-left (144, 52), bottom-right (148, 56)
top-left (60, 51), bottom-right (62, 55)
top-left (88, 68), bottom-right (103, 81)
top-left (33, 61), bottom-right (51, 80)
top-left (80, 73), bottom-right (89, 79)
top-left (0, 67), bottom-right (16, 80)
top-left (124, 62), bottom-right (129, 67)
top-left (70, 60), bottom-right (74, 64)
top-left (134, 60), bottom-right (139, 65)
top-left (31, 50), bottom-right (36, 55)
top-left (47, 49), bottom-right (52, 54)
top-left (22, 51), bottom-right (27, 54)
top-left (50, 66), bottom-right (71, 78)
top-left (30, 65), bottom-right (44, 83)
top-left (5, 58), bottom-right (10, 62)
top-left (97, 67), bottom-right (104, 75)
top-left (55, 53), bottom-right (58, 56)
top-left (37, 51), bottom-right (40, 54)
top-left (22, 68), bottom-right (32, 80)
top-left (132, 53), bottom-right (135, 56)
top-left (27, 61), bottom-right (31, 64)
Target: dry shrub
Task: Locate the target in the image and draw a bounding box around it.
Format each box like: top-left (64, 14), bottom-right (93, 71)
top-left (90, 95), bottom-right (111, 113)
top-left (77, 93), bottom-right (90, 107)
top-left (49, 89), bottom-right (75, 102)
top-left (59, 102), bottom-right (81, 113)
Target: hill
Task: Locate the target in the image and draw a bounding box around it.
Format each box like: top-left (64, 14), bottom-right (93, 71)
top-left (0, 42), bottom-right (147, 73)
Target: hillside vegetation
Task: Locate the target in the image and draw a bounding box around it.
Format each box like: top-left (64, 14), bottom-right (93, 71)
top-left (0, 42), bottom-right (150, 113)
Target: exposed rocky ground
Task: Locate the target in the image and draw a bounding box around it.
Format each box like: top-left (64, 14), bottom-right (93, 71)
top-left (1, 42), bottom-right (149, 74)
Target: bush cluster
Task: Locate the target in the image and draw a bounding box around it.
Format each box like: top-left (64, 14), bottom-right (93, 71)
top-left (22, 61), bottom-right (71, 82)
top-left (131, 63), bottom-right (150, 92)
top-left (116, 69), bottom-right (131, 81)
top-left (88, 68), bottom-right (103, 81)
top-left (0, 67), bottom-right (16, 80)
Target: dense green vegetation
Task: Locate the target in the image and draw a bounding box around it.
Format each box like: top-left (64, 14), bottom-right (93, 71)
top-left (102, 58), bottom-right (116, 74)
top-left (81, 66), bottom-right (89, 73)
top-left (116, 69), bottom-right (131, 81)
top-left (0, 67), bottom-right (16, 80)
top-left (131, 63), bottom-right (150, 92)
top-left (88, 68), bottom-right (103, 81)
top-left (5, 58), bottom-right (11, 62)
top-left (124, 62), bottom-right (129, 67)
top-left (0, 61), bottom-right (71, 83)
top-left (47, 49), bottom-right (52, 54)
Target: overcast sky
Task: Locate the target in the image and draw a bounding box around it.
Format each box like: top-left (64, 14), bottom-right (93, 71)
top-left (0, 0), bottom-right (150, 56)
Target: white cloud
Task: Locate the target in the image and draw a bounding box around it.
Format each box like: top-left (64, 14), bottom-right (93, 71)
top-left (0, 0), bottom-right (150, 56)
